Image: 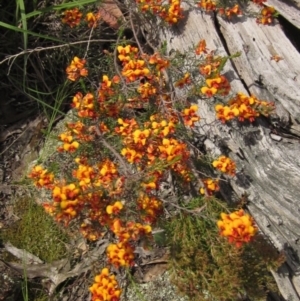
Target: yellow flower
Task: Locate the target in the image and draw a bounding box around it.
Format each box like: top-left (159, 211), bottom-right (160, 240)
top-left (106, 201), bottom-right (123, 215)
top-left (133, 129), bottom-right (151, 145)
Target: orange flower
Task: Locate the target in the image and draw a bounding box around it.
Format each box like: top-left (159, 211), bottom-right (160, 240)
top-left (212, 155), bottom-right (236, 176)
top-left (117, 45), bottom-right (138, 63)
top-left (270, 55), bottom-right (283, 62)
top-left (257, 6), bottom-right (277, 25)
top-left (72, 92), bottom-right (97, 118)
top-left (181, 104), bottom-right (200, 127)
top-left (133, 129), bottom-right (151, 145)
top-left (106, 201), bottom-right (124, 215)
top-left (62, 8), bottom-right (82, 28)
top-left (28, 165), bottom-right (54, 188)
top-left (137, 82), bottom-right (157, 98)
top-left (137, 193), bottom-right (162, 223)
top-left (115, 118), bottom-right (138, 136)
top-left (85, 11), bottom-right (101, 28)
top-left (199, 64), bottom-right (212, 77)
top-left (141, 181), bottom-right (157, 191)
top-left (201, 86), bottom-right (218, 97)
top-left (200, 178), bottom-right (219, 195)
top-left (121, 148), bottom-right (142, 163)
top-left (175, 73), bottom-right (191, 88)
top-left (201, 75), bottom-right (231, 97)
top-left (197, 0), bottom-right (216, 11)
top-left (149, 53), bottom-right (170, 71)
top-left (122, 59), bottom-right (150, 82)
top-left (63, 140), bottom-right (80, 152)
top-left (215, 104), bottom-right (239, 123)
top-left (222, 5), bottom-right (242, 18)
top-left (90, 268), bottom-right (122, 301)
top-left (163, 0), bottom-right (184, 24)
top-left (107, 242), bottom-right (135, 267)
top-left (217, 209), bottom-right (257, 247)
top-left (66, 57), bottom-right (88, 81)
top-left (195, 40), bottom-right (207, 55)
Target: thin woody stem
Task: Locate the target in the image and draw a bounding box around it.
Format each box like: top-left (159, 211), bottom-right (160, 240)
top-left (94, 124), bottom-right (133, 176)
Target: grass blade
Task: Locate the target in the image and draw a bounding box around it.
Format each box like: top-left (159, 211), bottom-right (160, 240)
top-left (25, 0), bottom-right (100, 19)
top-left (0, 21), bottom-right (64, 42)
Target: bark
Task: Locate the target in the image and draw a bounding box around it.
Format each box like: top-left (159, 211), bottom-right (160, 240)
top-left (159, 2), bottom-right (300, 300)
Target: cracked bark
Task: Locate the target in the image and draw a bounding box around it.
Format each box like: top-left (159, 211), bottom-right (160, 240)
top-left (159, 3), bottom-right (300, 300)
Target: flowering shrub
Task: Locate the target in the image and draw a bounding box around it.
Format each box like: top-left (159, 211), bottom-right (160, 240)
top-left (28, 1), bottom-right (279, 298)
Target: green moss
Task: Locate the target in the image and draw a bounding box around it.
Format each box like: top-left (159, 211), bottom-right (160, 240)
top-left (164, 197), bottom-right (281, 301)
top-left (1, 197), bottom-right (69, 263)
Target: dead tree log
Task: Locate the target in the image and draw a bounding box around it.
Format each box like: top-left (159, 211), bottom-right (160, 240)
top-left (159, 2), bottom-right (300, 300)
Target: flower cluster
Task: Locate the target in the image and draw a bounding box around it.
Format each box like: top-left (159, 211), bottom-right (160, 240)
top-left (106, 242), bottom-right (135, 267)
top-left (118, 46), bottom-right (146, 78)
top-left (181, 104), bottom-right (200, 126)
top-left (195, 40), bottom-right (208, 55)
top-left (200, 178), bottom-right (220, 196)
top-left (212, 156), bottom-right (236, 176)
top-left (219, 5), bottom-right (242, 19)
top-left (116, 114), bottom-right (192, 183)
top-left (136, 0), bottom-right (184, 24)
top-left (72, 92), bottom-right (97, 118)
top-left (97, 74), bottom-right (121, 116)
top-left (62, 8), bottom-right (83, 28)
top-left (197, 0), bottom-right (216, 12)
top-left (58, 131), bottom-right (80, 152)
top-left (28, 165), bottom-right (54, 188)
top-left (256, 6), bottom-right (277, 25)
top-left (201, 75), bottom-right (231, 97)
top-left (198, 1), bottom-right (243, 17)
top-left (106, 218), bottom-right (153, 267)
top-left (52, 183), bottom-right (81, 223)
top-left (215, 92), bottom-right (274, 123)
top-left (62, 9), bottom-right (102, 28)
top-left (89, 268), bottom-right (122, 301)
top-left (57, 121), bottom-right (97, 153)
top-left (198, 52), bottom-right (224, 78)
top-left (106, 201), bottom-right (123, 215)
top-left (217, 209), bottom-right (257, 247)
top-left (66, 56), bottom-right (88, 81)
top-left (110, 219), bottom-right (152, 243)
top-left (137, 193), bottom-right (163, 223)
top-left (159, 0), bottom-right (184, 24)
top-left (175, 73), bottom-right (191, 88)
top-left (86, 11), bottom-right (101, 28)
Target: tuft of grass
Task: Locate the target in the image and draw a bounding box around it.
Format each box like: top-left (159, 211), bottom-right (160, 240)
top-left (1, 197), bottom-right (69, 262)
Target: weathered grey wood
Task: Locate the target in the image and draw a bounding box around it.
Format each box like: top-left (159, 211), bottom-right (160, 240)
top-left (159, 4), bottom-right (300, 300)
top-left (217, 5), bottom-right (300, 121)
